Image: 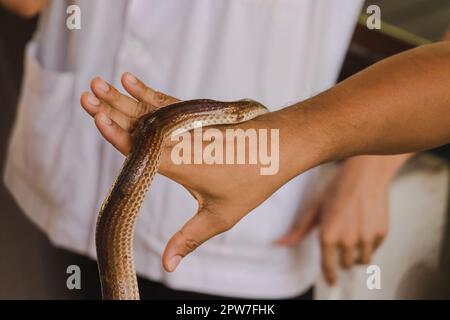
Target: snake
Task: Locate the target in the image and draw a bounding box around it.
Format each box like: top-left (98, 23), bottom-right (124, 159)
top-left (95, 98), bottom-right (268, 300)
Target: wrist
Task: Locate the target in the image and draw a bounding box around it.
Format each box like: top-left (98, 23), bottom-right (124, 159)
top-left (263, 99), bottom-right (339, 181)
top-left (342, 154), bottom-right (413, 186)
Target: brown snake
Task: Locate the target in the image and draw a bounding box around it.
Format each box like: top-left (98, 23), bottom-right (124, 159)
top-left (95, 99), bottom-right (268, 300)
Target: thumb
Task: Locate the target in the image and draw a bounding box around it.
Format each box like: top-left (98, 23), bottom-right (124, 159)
top-left (162, 207), bottom-right (228, 272)
top-left (274, 202), bottom-right (320, 246)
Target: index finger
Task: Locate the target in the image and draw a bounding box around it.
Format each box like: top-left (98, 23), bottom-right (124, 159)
top-left (121, 72), bottom-right (179, 109)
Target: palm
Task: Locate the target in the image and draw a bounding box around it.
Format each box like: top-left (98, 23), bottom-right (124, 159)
top-left (80, 72), bottom-right (281, 272)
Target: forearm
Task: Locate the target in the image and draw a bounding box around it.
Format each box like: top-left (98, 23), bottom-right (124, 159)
top-left (0, 0), bottom-right (47, 17)
top-left (274, 42), bottom-right (450, 179)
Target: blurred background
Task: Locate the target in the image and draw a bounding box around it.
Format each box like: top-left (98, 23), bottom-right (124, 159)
top-left (0, 0), bottom-right (449, 299)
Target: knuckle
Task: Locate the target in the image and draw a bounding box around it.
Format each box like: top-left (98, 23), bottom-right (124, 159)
top-left (183, 238), bottom-right (200, 253)
top-left (360, 234), bottom-right (373, 244)
top-left (319, 229), bottom-right (336, 245)
top-left (153, 91), bottom-right (168, 106)
top-left (110, 87), bottom-right (121, 101)
top-left (136, 101), bottom-right (151, 117)
top-left (125, 118), bottom-right (135, 132)
top-left (340, 237), bottom-right (356, 248)
top-left (103, 104), bottom-right (112, 116)
top-left (202, 206), bottom-right (236, 233)
top-left (177, 229), bottom-right (201, 254)
top-left (141, 86), bottom-right (151, 100)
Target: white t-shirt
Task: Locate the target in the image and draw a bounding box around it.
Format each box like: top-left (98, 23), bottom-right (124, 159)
top-left (4, 0), bottom-right (362, 298)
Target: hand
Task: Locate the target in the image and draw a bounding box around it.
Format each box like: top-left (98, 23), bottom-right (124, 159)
top-left (276, 156), bottom-right (402, 285)
top-left (0, 0), bottom-right (48, 17)
top-left (81, 73), bottom-right (179, 155)
top-left (80, 73), bottom-right (300, 272)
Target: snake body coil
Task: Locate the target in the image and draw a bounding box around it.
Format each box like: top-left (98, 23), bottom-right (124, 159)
top-left (95, 99), bottom-right (268, 300)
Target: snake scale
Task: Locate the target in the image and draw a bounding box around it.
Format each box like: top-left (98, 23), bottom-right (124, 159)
top-left (95, 99), bottom-right (268, 300)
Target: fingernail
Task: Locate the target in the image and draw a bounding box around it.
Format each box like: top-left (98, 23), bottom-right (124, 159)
top-left (167, 255), bottom-right (182, 272)
top-left (87, 93), bottom-right (100, 106)
top-left (125, 72), bottom-right (138, 84)
top-left (99, 113), bottom-right (112, 126)
top-left (97, 78), bottom-right (110, 92)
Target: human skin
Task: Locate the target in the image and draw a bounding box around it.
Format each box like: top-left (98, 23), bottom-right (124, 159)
top-left (83, 86), bottom-right (411, 285)
top-left (280, 28), bottom-right (450, 286)
top-left (275, 154), bottom-right (412, 285)
top-left (80, 42), bottom-right (450, 273)
top-left (0, 0), bottom-right (47, 17)
top-left (6, 0), bottom-right (449, 287)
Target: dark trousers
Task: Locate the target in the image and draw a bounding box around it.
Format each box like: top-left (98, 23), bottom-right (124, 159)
top-left (55, 247), bottom-right (313, 300)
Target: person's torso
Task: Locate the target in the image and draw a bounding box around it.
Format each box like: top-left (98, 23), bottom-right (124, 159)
top-left (4, 0), bottom-right (362, 297)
